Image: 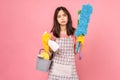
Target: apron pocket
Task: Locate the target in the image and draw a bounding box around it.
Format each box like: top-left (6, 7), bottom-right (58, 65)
top-left (52, 63), bottom-right (72, 77)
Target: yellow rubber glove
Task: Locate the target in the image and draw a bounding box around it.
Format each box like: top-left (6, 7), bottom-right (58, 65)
top-left (77, 35), bottom-right (84, 45)
top-left (39, 52), bottom-right (49, 60)
top-left (42, 32), bottom-right (51, 53)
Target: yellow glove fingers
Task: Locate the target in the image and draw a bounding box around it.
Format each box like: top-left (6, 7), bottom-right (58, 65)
top-left (77, 35), bottom-right (85, 45)
top-left (39, 52), bottom-right (50, 60)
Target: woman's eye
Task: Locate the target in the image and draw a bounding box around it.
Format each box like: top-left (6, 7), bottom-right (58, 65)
top-left (57, 15), bottom-right (61, 18)
top-left (63, 14), bottom-right (67, 17)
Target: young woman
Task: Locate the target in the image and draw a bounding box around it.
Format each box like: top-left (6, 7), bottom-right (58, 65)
top-left (48, 6), bottom-right (79, 80)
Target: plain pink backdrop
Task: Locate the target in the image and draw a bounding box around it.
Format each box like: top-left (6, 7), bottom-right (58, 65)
top-left (0, 0), bottom-right (120, 80)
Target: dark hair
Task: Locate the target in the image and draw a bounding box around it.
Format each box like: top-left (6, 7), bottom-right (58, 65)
top-left (50, 6), bottom-right (75, 38)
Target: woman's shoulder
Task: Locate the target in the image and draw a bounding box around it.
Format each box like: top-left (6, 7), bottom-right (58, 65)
top-left (69, 34), bottom-right (76, 39)
top-left (50, 32), bottom-right (56, 40)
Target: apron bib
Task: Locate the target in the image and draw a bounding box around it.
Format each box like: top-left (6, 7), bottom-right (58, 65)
top-left (48, 37), bottom-right (78, 80)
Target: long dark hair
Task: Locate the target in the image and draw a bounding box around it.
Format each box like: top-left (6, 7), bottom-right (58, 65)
top-left (51, 6), bottom-right (75, 38)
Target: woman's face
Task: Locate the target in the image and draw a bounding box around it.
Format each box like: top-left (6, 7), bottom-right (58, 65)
top-left (57, 10), bottom-right (68, 26)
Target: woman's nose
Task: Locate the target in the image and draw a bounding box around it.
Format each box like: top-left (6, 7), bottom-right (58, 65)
top-left (61, 16), bottom-right (64, 20)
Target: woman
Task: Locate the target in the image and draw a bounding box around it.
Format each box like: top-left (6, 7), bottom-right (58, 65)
top-left (48, 6), bottom-right (79, 80)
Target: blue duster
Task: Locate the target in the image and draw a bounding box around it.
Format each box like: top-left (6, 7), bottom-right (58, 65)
top-left (75, 4), bottom-right (93, 36)
top-left (75, 4), bottom-right (93, 60)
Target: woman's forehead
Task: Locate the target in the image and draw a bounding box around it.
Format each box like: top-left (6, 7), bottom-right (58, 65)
top-left (57, 10), bottom-right (66, 15)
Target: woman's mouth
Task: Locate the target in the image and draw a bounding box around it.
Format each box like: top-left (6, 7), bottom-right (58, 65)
top-left (61, 21), bottom-right (65, 23)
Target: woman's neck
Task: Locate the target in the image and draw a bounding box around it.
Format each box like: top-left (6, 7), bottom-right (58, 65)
top-left (60, 25), bottom-right (67, 35)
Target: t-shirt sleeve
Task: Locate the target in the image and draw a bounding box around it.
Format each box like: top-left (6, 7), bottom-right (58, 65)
top-left (50, 32), bottom-right (56, 41)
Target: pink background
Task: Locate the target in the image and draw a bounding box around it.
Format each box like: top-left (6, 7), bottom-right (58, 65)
top-left (0, 0), bottom-right (120, 80)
